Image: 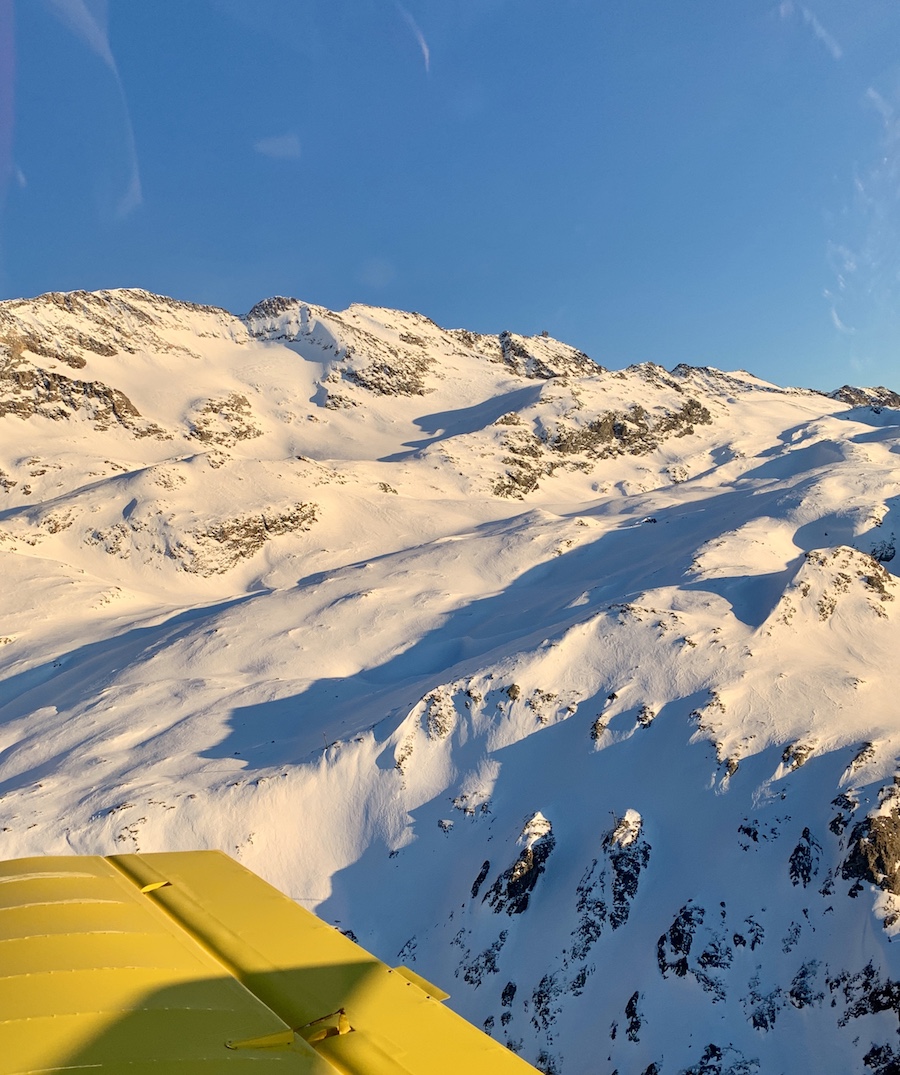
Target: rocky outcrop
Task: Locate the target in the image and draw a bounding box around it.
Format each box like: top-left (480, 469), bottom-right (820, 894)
top-left (842, 812), bottom-right (900, 895)
top-left (604, 810), bottom-right (651, 929)
top-left (188, 393), bottom-right (262, 446)
top-left (490, 395), bottom-right (714, 498)
top-left (658, 903), bottom-right (706, 979)
top-left (343, 350), bottom-right (433, 396)
top-left (546, 398), bottom-right (712, 459)
top-left (0, 362), bottom-right (167, 437)
top-left (498, 330), bottom-right (598, 380)
top-left (80, 502), bottom-right (319, 575)
top-left (183, 503), bottom-right (319, 575)
top-left (830, 385), bottom-right (900, 409)
top-left (484, 813), bottom-right (555, 915)
top-left (788, 827), bottom-right (821, 887)
top-left (3, 286), bottom-right (900, 1074)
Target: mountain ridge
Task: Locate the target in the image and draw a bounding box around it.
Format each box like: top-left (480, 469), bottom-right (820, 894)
top-left (0, 287), bottom-right (899, 1074)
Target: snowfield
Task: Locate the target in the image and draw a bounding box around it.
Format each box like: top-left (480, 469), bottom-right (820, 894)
top-left (1, 288), bottom-right (900, 1074)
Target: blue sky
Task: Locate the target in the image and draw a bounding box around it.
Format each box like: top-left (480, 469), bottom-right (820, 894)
top-left (1, 0), bottom-right (900, 390)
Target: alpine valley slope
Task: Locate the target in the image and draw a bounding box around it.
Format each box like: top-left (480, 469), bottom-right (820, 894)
top-left (2, 289), bottom-right (900, 1074)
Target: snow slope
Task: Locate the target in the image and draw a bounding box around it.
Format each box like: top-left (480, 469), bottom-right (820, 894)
top-left (1, 288), bottom-right (900, 1074)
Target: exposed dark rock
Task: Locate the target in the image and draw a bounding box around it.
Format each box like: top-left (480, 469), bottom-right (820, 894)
top-left (534, 1048), bottom-right (562, 1075)
top-left (743, 916), bottom-right (765, 951)
top-left (782, 741), bottom-right (814, 770)
top-left (471, 860), bottom-right (491, 900)
top-left (346, 351), bottom-right (432, 396)
top-left (637, 703), bottom-right (656, 727)
top-left (861, 557), bottom-right (895, 603)
top-left (570, 812), bottom-right (649, 960)
top-left (569, 965), bottom-right (589, 996)
top-left (604, 815), bottom-right (651, 930)
top-left (738, 820), bottom-right (760, 844)
top-left (571, 858), bottom-right (607, 959)
top-left (422, 688), bottom-right (457, 741)
top-left (842, 812), bottom-right (900, 894)
top-left (185, 503), bottom-right (318, 575)
top-left (245, 295), bottom-right (300, 322)
top-left (830, 792), bottom-right (859, 836)
top-left (188, 393), bottom-right (261, 445)
top-left (461, 931), bottom-right (507, 988)
top-left (789, 960), bottom-right (823, 1009)
top-left (849, 743), bottom-right (876, 774)
top-left (499, 331), bottom-right (557, 380)
top-left (497, 330), bottom-right (597, 380)
top-left (744, 972), bottom-right (784, 1031)
top-left (589, 715), bottom-right (607, 741)
top-left (490, 387), bottom-right (713, 497)
top-left (679, 1043), bottom-right (760, 1075)
top-left (0, 364), bottom-right (165, 437)
top-left (484, 816), bottom-right (555, 915)
top-left (864, 1043), bottom-right (900, 1075)
top-left (781, 921), bottom-right (801, 953)
top-left (695, 968), bottom-right (727, 1003)
top-left (830, 385), bottom-right (900, 408)
top-left (625, 990), bottom-right (642, 1042)
top-left (396, 936), bottom-right (416, 961)
top-left (789, 827), bottom-right (821, 887)
top-left (492, 431), bottom-right (546, 499)
top-left (872, 537), bottom-right (896, 563)
top-left (829, 961), bottom-right (900, 1026)
top-left (546, 398), bottom-right (712, 459)
top-left (324, 391), bottom-right (359, 410)
top-left (658, 903), bottom-right (705, 978)
top-left (738, 817), bottom-right (784, 849)
top-left (531, 972), bottom-right (564, 1032)
top-left (698, 933), bottom-right (733, 970)
top-left (0, 327), bottom-right (105, 367)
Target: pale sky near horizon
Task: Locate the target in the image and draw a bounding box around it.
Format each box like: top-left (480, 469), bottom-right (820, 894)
top-left (2, 0), bottom-right (900, 391)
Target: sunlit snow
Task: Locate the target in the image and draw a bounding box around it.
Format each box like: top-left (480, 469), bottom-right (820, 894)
top-left (1, 289), bottom-right (899, 1074)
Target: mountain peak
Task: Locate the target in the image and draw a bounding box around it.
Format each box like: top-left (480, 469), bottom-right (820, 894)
top-left (1, 286), bottom-right (899, 1073)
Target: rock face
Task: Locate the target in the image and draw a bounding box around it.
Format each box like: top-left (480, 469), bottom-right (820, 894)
top-left (1, 287), bottom-right (900, 1074)
top-left (788, 827), bottom-right (821, 887)
top-left (842, 813), bottom-right (900, 894)
top-left (830, 385), bottom-right (900, 409)
top-left (484, 814), bottom-right (556, 916)
top-left (603, 810), bottom-right (651, 929)
top-left (0, 362), bottom-right (163, 435)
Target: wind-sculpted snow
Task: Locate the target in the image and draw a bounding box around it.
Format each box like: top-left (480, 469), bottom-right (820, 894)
top-left (1, 288), bottom-right (900, 1072)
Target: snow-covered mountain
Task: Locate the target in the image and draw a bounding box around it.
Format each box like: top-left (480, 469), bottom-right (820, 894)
top-left (2, 288), bottom-right (900, 1074)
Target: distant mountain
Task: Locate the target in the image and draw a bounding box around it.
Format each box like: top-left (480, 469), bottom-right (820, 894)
top-left (1, 289), bottom-right (899, 1074)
